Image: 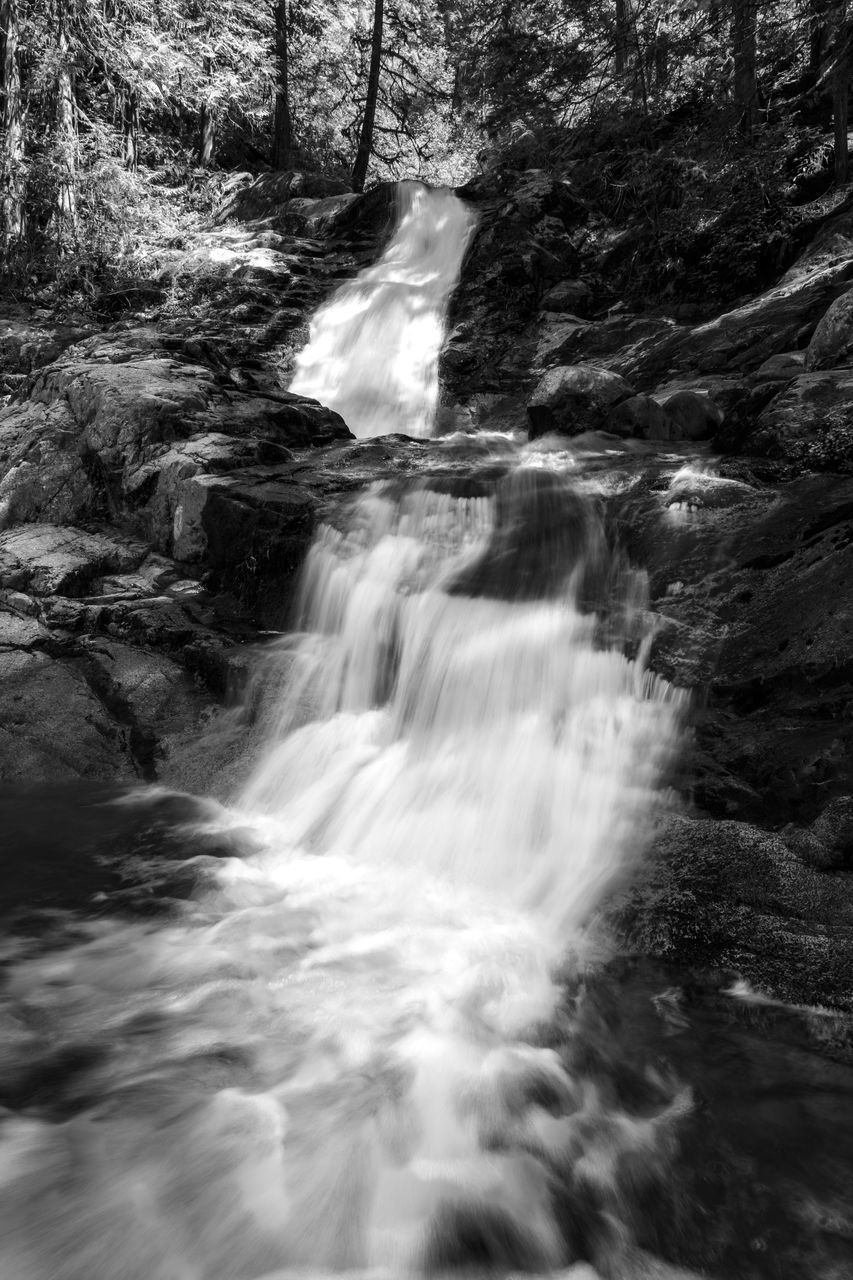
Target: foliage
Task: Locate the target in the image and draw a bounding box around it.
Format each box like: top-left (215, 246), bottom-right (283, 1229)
top-left (0, 0), bottom-right (850, 306)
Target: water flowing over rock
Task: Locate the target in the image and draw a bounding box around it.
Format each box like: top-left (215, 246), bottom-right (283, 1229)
top-left (0, 471), bottom-right (689, 1279)
top-left (290, 183), bottom-right (476, 438)
top-left (4, 166), bottom-right (853, 1280)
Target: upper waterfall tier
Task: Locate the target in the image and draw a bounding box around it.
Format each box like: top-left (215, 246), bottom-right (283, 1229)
top-left (289, 182), bottom-right (476, 439)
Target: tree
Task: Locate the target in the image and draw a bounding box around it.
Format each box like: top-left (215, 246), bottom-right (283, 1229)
top-left (123, 86), bottom-right (139, 171)
top-left (198, 54), bottom-right (215, 166)
top-left (54, 0), bottom-right (79, 238)
top-left (352, 0), bottom-right (384, 190)
top-left (832, 0), bottom-right (849, 183)
top-left (732, 0), bottom-right (759, 136)
top-left (272, 0), bottom-right (292, 167)
top-left (614, 0), bottom-right (630, 76)
top-left (0, 0), bottom-right (25, 257)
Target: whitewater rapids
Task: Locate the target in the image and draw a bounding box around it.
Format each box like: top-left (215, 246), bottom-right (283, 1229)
top-left (289, 183), bottom-right (475, 438)
top-left (0, 186), bottom-right (697, 1280)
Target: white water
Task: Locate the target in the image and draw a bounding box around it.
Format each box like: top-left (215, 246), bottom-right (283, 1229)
top-left (0, 190), bottom-right (697, 1280)
top-left (290, 183), bottom-right (475, 438)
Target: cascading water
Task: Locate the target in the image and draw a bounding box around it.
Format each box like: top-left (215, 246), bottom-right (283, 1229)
top-left (289, 183), bottom-right (475, 438)
top-left (0, 189), bottom-right (701, 1280)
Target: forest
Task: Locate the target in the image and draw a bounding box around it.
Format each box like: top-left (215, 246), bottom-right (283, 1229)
top-left (2, 0), bottom-right (853, 307)
top-left (3, 0), bottom-right (853, 1276)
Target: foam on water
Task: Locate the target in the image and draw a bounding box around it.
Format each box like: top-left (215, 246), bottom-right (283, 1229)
top-left (0, 474), bottom-right (690, 1278)
top-left (289, 183), bottom-right (476, 438)
top-left (0, 188), bottom-right (699, 1279)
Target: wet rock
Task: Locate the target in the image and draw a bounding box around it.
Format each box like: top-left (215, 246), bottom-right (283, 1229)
top-left (648, 472), bottom-right (853, 825)
top-left (0, 525), bottom-right (147, 597)
top-left (534, 317), bottom-right (588, 368)
top-left (743, 369), bottom-right (853, 471)
top-left (611, 813), bottom-right (853, 1009)
top-left (201, 390), bottom-right (351, 446)
top-left (443, 171), bottom-right (589, 398)
top-left (755, 351), bottom-right (806, 381)
top-left (447, 470), bottom-right (607, 602)
top-left (782, 796), bottom-right (853, 870)
top-left (653, 389), bottom-right (725, 441)
top-left (79, 639), bottom-right (208, 779)
top-left (562, 315), bottom-right (680, 382)
top-left (527, 365), bottom-right (633, 438)
top-left (541, 278), bottom-right (592, 314)
top-left (127, 433), bottom-right (290, 552)
top-left (170, 469), bottom-right (316, 619)
top-left (452, 393), bottom-right (528, 434)
top-left (0, 648), bottom-right (137, 783)
top-left (806, 283), bottom-right (853, 369)
top-left (609, 254), bottom-right (853, 386)
top-left (607, 394), bottom-right (668, 438)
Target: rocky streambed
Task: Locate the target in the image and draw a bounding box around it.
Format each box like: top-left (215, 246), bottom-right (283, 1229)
top-left (2, 168), bottom-right (853, 1028)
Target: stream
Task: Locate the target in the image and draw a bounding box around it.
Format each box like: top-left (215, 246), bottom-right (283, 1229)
top-left (1, 185), bottom-right (852, 1280)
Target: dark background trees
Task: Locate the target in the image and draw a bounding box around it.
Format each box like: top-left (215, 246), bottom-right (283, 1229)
top-left (1, 0), bottom-right (852, 306)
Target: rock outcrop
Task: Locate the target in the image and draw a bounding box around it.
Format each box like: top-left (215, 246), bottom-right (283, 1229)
top-left (0, 176), bottom-right (387, 784)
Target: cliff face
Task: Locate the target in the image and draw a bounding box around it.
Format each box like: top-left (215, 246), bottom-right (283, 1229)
top-left (2, 169), bottom-right (853, 1014)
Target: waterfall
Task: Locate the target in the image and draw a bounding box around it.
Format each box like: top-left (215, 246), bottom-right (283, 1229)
top-left (289, 183), bottom-right (476, 439)
top-left (0, 192), bottom-right (696, 1280)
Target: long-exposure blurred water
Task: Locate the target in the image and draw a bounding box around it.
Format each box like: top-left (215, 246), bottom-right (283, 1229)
top-left (290, 183), bottom-right (475, 439)
top-left (1, 188), bottom-right (852, 1280)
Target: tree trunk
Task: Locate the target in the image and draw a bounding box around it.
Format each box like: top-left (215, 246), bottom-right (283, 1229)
top-left (55, 20), bottom-right (77, 237)
top-left (0, 0), bottom-right (25, 257)
top-left (271, 0), bottom-right (292, 169)
top-left (653, 19), bottom-right (670, 89)
top-left (198, 56), bottom-right (215, 167)
top-left (614, 0), bottom-right (630, 77)
top-left (122, 85), bottom-right (139, 171)
top-left (810, 0), bottom-right (831, 76)
top-left (351, 0), bottom-right (383, 192)
top-left (732, 0), bottom-right (759, 137)
top-left (833, 6), bottom-right (850, 184)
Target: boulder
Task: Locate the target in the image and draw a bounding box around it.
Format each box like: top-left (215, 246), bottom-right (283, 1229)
top-left (541, 279), bottom-right (592, 315)
top-left (755, 351), bottom-right (806, 381)
top-left (806, 284), bottom-right (853, 369)
top-left (743, 369), bottom-right (853, 471)
top-left (607, 394), bottom-right (668, 438)
top-left (653, 388), bottom-right (725, 441)
top-left (527, 364), bottom-right (633, 438)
